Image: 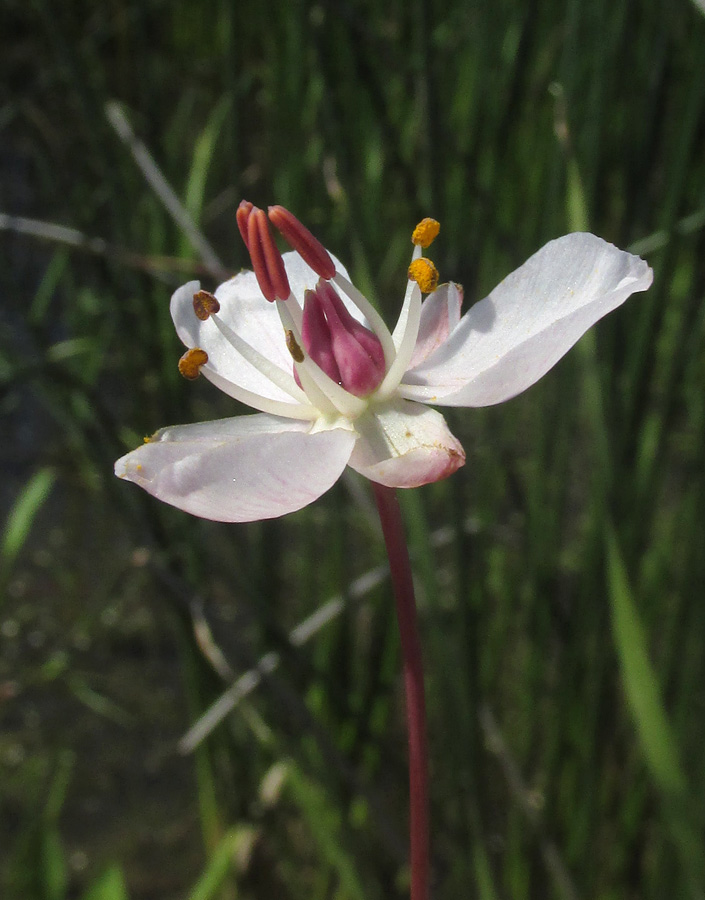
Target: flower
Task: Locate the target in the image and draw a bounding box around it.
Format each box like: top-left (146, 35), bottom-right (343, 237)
top-left (115, 204), bottom-right (653, 522)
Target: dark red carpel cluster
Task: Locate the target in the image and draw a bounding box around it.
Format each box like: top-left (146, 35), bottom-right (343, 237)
top-left (236, 200), bottom-right (336, 302)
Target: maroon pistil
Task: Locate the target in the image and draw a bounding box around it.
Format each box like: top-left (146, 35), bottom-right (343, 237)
top-left (297, 280), bottom-right (385, 396)
top-left (245, 208), bottom-right (291, 302)
top-left (268, 205), bottom-right (336, 280)
top-left (236, 200), bottom-right (253, 251)
top-left (316, 280), bottom-right (385, 371)
top-left (300, 288), bottom-right (342, 384)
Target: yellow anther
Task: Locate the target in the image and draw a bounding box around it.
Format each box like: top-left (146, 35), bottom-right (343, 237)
top-left (178, 347), bottom-right (209, 380)
top-left (408, 258), bottom-right (439, 293)
top-left (285, 329), bottom-right (305, 363)
top-left (193, 290), bottom-right (220, 321)
top-left (411, 217), bottom-right (440, 248)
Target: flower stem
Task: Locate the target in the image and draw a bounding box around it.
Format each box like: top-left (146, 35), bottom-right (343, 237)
top-left (372, 483), bottom-right (429, 900)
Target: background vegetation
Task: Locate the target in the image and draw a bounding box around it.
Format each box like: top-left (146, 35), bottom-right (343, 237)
top-left (2, 0), bottom-right (704, 898)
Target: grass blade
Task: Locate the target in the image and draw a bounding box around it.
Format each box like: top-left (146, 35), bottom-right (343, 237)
top-left (0, 467), bottom-right (56, 596)
top-left (286, 763), bottom-right (369, 900)
top-left (187, 828), bottom-right (244, 900)
top-left (605, 526), bottom-right (686, 797)
top-left (81, 866), bottom-right (130, 900)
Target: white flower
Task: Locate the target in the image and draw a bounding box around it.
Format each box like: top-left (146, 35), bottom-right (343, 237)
top-left (115, 204), bottom-right (652, 522)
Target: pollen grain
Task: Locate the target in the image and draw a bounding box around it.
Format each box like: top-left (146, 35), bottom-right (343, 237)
top-left (193, 289), bottom-right (220, 320)
top-left (285, 330), bottom-right (305, 363)
top-left (408, 257), bottom-right (439, 293)
top-left (178, 347), bottom-right (209, 380)
top-left (411, 217), bottom-right (440, 248)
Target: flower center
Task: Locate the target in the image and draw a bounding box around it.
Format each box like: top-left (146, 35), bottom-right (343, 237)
top-left (298, 279), bottom-right (385, 397)
top-left (235, 200), bottom-right (396, 417)
top-left (182, 202), bottom-right (442, 423)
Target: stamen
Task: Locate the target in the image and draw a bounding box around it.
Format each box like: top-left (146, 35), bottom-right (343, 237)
top-left (284, 295), bottom-right (341, 415)
top-left (408, 258), bottom-right (439, 294)
top-left (285, 330), bottom-right (305, 363)
top-left (392, 278), bottom-right (418, 348)
top-left (276, 301), bottom-right (367, 419)
top-left (178, 348), bottom-right (209, 380)
top-left (236, 200), bottom-right (253, 251)
top-left (209, 313), bottom-right (307, 402)
top-left (247, 208), bottom-right (291, 302)
top-left (411, 217), bottom-right (440, 248)
top-left (201, 365), bottom-right (319, 421)
top-left (193, 289), bottom-right (220, 320)
top-left (268, 205), bottom-right (336, 280)
top-left (292, 366), bottom-right (340, 417)
top-left (377, 281), bottom-right (422, 400)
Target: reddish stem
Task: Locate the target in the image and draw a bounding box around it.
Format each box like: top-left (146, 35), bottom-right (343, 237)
top-left (372, 483), bottom-right (429, 900)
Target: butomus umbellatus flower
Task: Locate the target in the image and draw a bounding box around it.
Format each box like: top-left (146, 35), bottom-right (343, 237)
top-left (115, 204), bottom-right (652, 521)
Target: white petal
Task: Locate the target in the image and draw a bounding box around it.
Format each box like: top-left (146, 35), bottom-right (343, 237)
top-left (348, 400), bottom-right (465, 488)
top-left (115, 414), bottom-right (356, 522)
top-left (407, 282), bottom-right (463, 368)
top-left (400, 234), bottom-right (653, 407)
top-left (171, 251), bottom-right (355, 404)
top-left (283, 250), bottom-right (351, 300)
top-left (171, 280), bottom-right (295, 403)
top-left (216, 247), bottom-right (351, 356)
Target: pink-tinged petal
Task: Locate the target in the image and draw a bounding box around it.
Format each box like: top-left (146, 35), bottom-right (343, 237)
top-left (348, 400), bottom-right (465, 488)
top-left (115, 414), bottom-right (356, 522)
top-left (400, 234), bottom-right (653, 407)
top-left (408, 282), bottom-right (463, 368)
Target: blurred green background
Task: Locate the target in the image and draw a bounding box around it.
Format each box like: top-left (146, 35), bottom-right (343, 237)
top-left (1, 0), bottom-right (704, 898)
